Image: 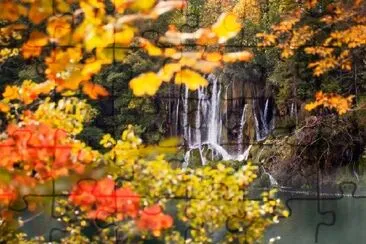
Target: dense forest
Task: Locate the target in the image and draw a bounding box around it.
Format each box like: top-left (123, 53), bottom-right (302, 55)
top-left (0, 0), bottom-right (365, 243)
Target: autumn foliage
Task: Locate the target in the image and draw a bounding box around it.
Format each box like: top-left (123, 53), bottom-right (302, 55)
top-left (305, 91), bottom-right (355, 115)
top-left (257, 0), bottom-right (365, 76)
top-left (0, 0), bottom-right (253, 101)
top-left (69, 178), bottom-right (141, 221)
top-left (0, 0), bottom-right (322, 243)
top-left (68, 177), bottom-right (173, 237)
top-left (0, 122), bottom-right (98, 184)
top-left (256, 0), bottom-right (364, 115)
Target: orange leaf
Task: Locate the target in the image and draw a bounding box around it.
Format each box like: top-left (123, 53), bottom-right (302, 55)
top-left (223, 51), bottom-right (253, 63)
top-left (47, 16), bottom-right (71, 40)
top-left (82, 82), bottom-right (109, 100)
top-left (204, 52), bottom-right (223, 62)
top-left (0, 1), bottom-right (27, 21)
top-left (28, 0), bottom-right (53, 24)
top-left (22, 31), bottom-right (49, 59)
top-left (0, 102), bottom-right (10, 113)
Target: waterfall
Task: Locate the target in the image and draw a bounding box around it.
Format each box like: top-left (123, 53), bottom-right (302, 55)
top-left (175, 99), bottom-right (179, 135)
top-left (194, 87), bottom-right (203, 146)
top-left (183, 86), bottom-right (190, 146)
top-left (174, 73), bottom-right (274, 167)
top-left (254, 98), bottom-right (274, 141)
top-left (182, 145), bottom-right (206, 169)
top-left (290, 102), bottom-right (295, 117)
top-left (238, 144), bottom-right (252, 161)
top-left (290, 101), bottom-right (298, 124)
top-left (237, 104), bottom-right (248, 154)
top-left (264, 98), bottom-right (269, 121)
top-left (261, 166), bottom-right (279, 187)
top-left (206, 73), bottom-right (221, 144)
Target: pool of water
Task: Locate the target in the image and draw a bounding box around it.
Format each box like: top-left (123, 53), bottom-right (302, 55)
top-left (264, 185), bottom-right (366, 244)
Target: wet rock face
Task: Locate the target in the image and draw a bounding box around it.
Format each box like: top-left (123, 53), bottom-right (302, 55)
top-left (157, 64), bottom-right (276, 166)
top-left (262, 115), bottom-right (366, 189)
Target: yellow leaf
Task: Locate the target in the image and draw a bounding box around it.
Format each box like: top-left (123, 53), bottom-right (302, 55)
top-left (114, 27), bottom-right (135, 46)
top-left (82, 59), bottom-right (104, 76)
top-left (85, 30), bottom-right (106, 51)
top-left (129, 72), bottom-right (163, 96)
top-left (130, 0), bottom-right (156, 11)
top-left (179, 57), bottom-right (197, 67)
top-left (157, 137), bottom-right (179, 154)
top-left (113, 0), bottom-right (128, 13)
top-left (96, 46), bottom-right (126, 62)
top-left (159, 63), bottom-right (181, 82)
top-left (212, 12), bottom-right (242, 43)
top-left (80, 0), bottom-right (105, 24)
top-left (164, 48), bottom-right (178, 58)
top-left (175, 69), bottom-right (208, 90)
top-left (140, 38), bottom-right (162, 56)
top-left (158, 137), bottom-right (180, 147)
top-left (61, 90), bottom-right (76, 97)
top-left (57, 71), bottom-right (87, 91)
top-left (33, 80), bottom-right (55, 95)
top-left (56, 0), bottom-right (71, 12)
top-left (304, 102), bottom-right (319, 111)
top-left (3, 86), bottom-right (19, 100)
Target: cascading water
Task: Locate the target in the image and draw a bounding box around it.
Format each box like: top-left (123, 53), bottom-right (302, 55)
top-left (290, 101), bottom-right (298, 124)
top-left (261, 165), bottom-right (279, 187)
top-left (182, 86), bottom-right (190, 146)
top-left (172, 73), bottom-right (275, 167)
top-left (207, 73), bottom-right (221, 145)
top-left (254, 98), bottom-right (274, 141)
top-left (193, 87), bottom-right (203, 146)
top-left (237, 104), bottom-right (248, 154)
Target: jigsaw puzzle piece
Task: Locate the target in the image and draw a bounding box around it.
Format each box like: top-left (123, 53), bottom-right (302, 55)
top-left (264, 193), bottom-right (336, 244)
top-left (313, 182), bottom-right (366, 243)
top-left (17, 189), bottom-right (66, 241)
